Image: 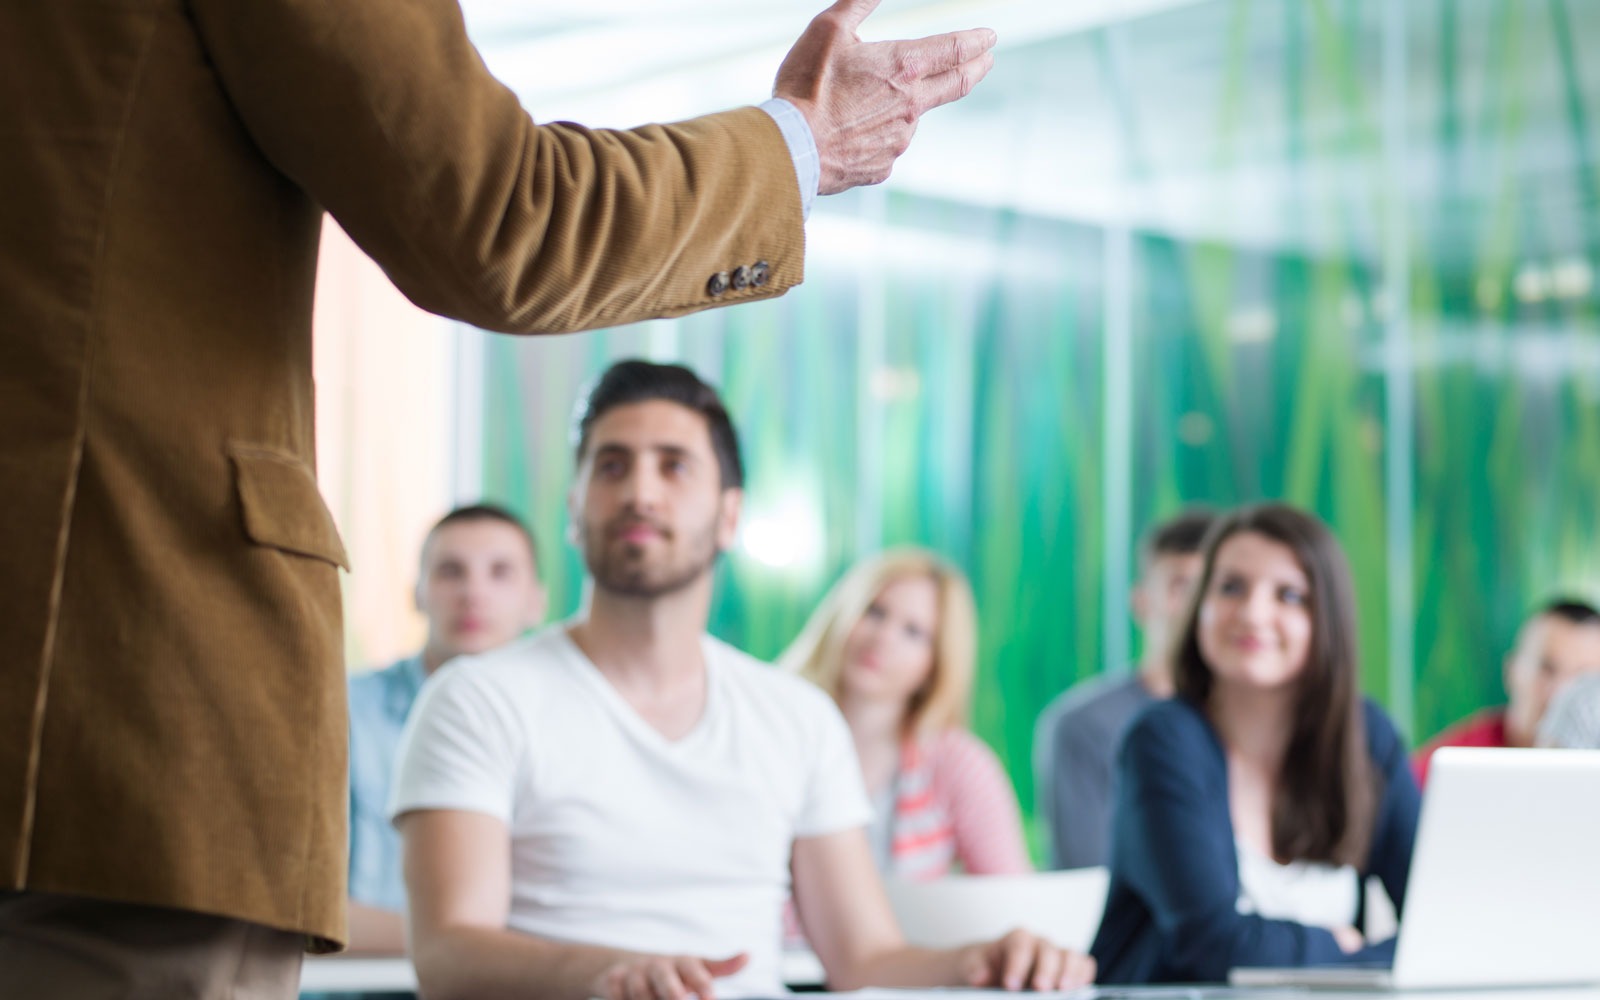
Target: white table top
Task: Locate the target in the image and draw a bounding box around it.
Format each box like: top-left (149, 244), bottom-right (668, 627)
top-left (299, 949), bottom-right (828, 994)
top-left (300, 955), bottom-right (417, 992)
top-left (299, 956), bottom-right (1599, 1000)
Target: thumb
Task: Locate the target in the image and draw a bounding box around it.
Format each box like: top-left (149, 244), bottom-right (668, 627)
top-left (705, 953), bottom-right (751, 977)
top-left (824, 0), bottom-right (882, 32)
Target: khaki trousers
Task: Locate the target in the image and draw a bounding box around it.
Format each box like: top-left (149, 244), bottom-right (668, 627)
top-left (0, 890), bottom-right (304, 999)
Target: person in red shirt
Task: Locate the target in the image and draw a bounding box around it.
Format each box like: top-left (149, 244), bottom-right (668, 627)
top-left (1414, 598), bottom-right (1600, 785)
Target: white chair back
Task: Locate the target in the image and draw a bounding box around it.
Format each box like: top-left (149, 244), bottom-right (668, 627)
top-left (883, 868), bottom-right (1110, 951)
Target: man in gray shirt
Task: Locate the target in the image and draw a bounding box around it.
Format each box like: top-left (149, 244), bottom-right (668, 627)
top-left (1032, 510), bottom-right (1215, 870)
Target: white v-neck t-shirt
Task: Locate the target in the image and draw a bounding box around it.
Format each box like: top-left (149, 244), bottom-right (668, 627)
top-left (390, 625), bottom-right (872, 997)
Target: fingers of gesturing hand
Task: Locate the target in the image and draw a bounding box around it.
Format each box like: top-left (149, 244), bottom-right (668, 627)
top-left (823, 0), bottom-right (884, 34)
top-left (775, 1), bottom-right (997, 194)
top-left (782, 1), bottom-right (996, 109)
top-left (884, 28), bottom-right (998, 88)
top-left (911, 50), bottom-right (995, 116)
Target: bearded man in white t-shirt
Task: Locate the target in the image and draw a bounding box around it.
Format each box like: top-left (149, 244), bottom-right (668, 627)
top-left (390, 359), bottom-right (1095, 1000)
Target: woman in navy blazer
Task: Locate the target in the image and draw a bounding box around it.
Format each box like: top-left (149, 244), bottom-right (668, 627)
top-left (1090, 504), bottom-right (1421, 984)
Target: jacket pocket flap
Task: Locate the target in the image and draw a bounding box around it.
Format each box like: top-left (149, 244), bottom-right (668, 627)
top-left (229, 444), bottom-right (350, 570)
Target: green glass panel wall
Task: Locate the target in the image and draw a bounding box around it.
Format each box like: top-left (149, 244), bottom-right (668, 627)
top-left (472, 0), bottom-right (1600, 854)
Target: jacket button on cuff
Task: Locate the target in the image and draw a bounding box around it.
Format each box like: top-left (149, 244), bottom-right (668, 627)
top-left (707, 271), bottom-right (729, 297)
top-left (751, 260), bottom-right (770, 287)
top-left (731, 265), bottom-right (751, 291)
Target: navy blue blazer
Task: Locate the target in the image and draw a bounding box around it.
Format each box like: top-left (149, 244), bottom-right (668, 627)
top-left (1090, 697), bottom-right (1421, 984)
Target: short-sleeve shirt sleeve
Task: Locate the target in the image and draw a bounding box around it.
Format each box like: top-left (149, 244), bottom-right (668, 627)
top-left (792, 686), bottom-right (872, 838)
top-left (389, 661), bottom-right (523, 826)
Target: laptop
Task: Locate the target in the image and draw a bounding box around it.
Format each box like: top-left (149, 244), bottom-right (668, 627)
top-left (1231, 747), bottom-right (1600, 990)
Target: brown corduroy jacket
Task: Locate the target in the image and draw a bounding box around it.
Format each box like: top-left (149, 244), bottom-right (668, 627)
top-left (0, 0), bottom-right (803, 950)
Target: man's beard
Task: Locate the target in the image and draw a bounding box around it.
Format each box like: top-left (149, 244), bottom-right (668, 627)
top-left (582, 511), bottom-right (721, 599)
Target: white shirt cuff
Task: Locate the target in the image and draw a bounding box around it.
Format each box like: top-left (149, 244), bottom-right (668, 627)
top-left (759, 97), bottom-right (819, 221)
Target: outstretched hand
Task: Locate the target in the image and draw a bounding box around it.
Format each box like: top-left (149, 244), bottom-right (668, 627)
top-left (774, 0), bottom-right (997, 195)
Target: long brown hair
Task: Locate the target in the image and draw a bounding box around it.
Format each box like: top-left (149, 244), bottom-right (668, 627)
top-left (1173, 503), bottom-right (1378, 867)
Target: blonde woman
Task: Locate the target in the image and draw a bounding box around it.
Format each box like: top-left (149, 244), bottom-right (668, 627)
top-left (782, 548), bottom-right (1030, 879)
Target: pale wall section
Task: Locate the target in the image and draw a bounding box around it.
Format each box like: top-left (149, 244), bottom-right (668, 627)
top-left (311, 218), bottom-right (456, 673)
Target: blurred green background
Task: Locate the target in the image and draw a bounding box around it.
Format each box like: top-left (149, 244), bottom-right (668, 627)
top-left (463, 0), bottom-right (1600, 860)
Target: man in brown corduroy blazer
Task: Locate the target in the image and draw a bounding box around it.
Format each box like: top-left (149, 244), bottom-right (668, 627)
top-left (0, 0), bottom-right (996, 995)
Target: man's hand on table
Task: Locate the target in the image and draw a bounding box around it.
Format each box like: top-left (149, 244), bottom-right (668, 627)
top-left (590, 951), bottom-right (749, 1000)
top-left (957, 928), bottom-right (1098, 991)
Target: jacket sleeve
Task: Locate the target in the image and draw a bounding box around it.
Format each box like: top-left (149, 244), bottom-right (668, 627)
top-left (186, 0), bottom-right (804, 334)
top-left (1115, 707), bottom-right (1359, 981)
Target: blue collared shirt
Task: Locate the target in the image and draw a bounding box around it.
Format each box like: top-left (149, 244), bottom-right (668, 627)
top-left (347, 652), bottom-right (428, 913)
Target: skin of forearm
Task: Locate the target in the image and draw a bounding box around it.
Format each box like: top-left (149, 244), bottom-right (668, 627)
top-left (826, 944), bottom-right (971, 991)
top-left (412, 924), bottom-right (636, 1000)
top-left (345, 901), bottom-right (407, 955)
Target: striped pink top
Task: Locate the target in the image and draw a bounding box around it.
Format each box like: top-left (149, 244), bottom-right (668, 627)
top-left (781, 728), bottom-right (1031, 947)
top-left (886, 729), bottom-right (1031, 879)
